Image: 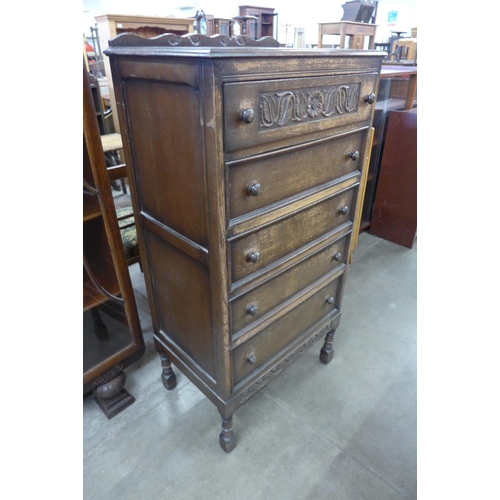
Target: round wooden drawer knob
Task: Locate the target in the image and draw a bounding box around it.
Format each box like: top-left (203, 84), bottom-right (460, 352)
top-left (247, 305), bottom-right (258, 316)
top-left (365, 93), bottom-right (376, 104)
top-left (247, 251), bottom-right (260, 263)
top-left (247, 353), bottom-right (257, 365)
top-left (340, 206), bottom-right (349, 215)
top-left (247, 183), bottom-right (262, 196)
top-left (347, 151), bottom-right (360, 161)
top-left (326, 296), bottom-right (335, 305)
top-left (241, 108), bottom-right (255, 124)
top-left (333, 252), bottom-right (342, 261)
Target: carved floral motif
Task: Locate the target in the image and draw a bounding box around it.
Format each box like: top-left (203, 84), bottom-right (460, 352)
top-left (259, 84), bottom-right (360, 128)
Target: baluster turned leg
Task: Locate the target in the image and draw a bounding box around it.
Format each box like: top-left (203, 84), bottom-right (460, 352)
top-left (159, 352), bottom-right (177, 390)
top-left (319, 327), bottom-right (336, 364)
top-left (219, 414), bottom-right (236, 453)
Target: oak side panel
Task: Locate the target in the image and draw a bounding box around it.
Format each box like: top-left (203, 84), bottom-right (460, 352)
top-left (145, 231), bottom-right (216, 379)
top-left (121, 72), bottom-right (209, 248)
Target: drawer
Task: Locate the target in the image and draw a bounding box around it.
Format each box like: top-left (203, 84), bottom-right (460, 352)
top-left (224, 73), bottom-right (378, 152)
top-left (233, 275), bottom-right (341, 385)
top-left (228, 129), bottom-right (364, 220)
top-left (230, 232), bottom-right (350, 335)
top-left (230, 185), bottom-right (356, 283)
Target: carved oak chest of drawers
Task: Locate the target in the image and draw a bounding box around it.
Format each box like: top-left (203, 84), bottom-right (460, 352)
top-left (105, 33), bottom-right (384, 452)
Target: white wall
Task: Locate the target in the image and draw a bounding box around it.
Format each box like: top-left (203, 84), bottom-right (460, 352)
top-left (83, 0), bottom-right (417, 47)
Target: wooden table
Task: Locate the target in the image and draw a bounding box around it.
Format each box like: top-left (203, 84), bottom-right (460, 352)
top-left (381, 65), bottom-right (417, 110)
top-left (317, 21), bottom-right (377, 49)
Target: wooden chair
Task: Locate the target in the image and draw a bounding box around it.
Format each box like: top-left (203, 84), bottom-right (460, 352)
top-left (100, 133), bottom-right (141, 268)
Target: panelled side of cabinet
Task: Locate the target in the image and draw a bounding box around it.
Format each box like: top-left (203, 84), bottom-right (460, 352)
top-left (113, 57), bottom-right (229, 402)
top-left (106, 34), bottom-right (384, 451)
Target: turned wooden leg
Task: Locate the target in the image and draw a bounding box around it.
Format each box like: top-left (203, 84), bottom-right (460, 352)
top-left (320, 327), bottom-right (336, 364)
top-left (219, 415), bottom-right (236, 453)
top-left (159, 352), bottom-right (177, 390)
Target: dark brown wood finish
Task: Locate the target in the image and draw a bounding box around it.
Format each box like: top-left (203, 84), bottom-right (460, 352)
top-left (105, 34), bottom-right (384, 450)
top-left (227, 129), bottom-right (366, 219)
top-left (370, 109), bottom-right (417, 248)
top-left (83, 63), bottom-right (145, 417)
top-left (238, 6), bottom-right (276, 39)
top-left (230, 231), bottom-right (350, 335)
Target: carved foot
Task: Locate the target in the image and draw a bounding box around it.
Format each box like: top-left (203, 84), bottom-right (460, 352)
top-left (159, 353), bottom-right (177, 390)
top-left (92, 365), bottom-right (135, 419)
top-left (320, 328), bottom-right (336, 364)
top-left (219, 416), bottom-right (236, 453)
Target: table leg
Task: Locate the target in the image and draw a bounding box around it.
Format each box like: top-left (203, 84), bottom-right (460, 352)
top-left (339, 24), bottom-right (347, 48)
top-left (405, 74), bottom-right (417, 110)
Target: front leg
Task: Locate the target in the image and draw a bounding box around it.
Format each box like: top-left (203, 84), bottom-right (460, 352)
top-left (319, 327), bottom-right (336, 364)
top-left (159, 352), bottom-right (177, 390)
top-left (219, 414), bottom-right (236, 453)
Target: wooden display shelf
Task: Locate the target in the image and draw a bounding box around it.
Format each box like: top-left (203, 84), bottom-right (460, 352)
top-left (375, 97), bottom-right (414, 112)
top-left (83, 193), bottom-right (101, 222)
top-left (83, 63), bottom-right (145, 417)
top-left (83, 271), bottom-right (121, 311)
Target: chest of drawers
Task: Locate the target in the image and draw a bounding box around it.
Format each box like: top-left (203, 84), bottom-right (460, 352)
top-left (105, 33), bottom-right (384, 452)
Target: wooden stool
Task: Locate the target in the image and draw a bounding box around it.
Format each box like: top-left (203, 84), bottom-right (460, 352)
top-left (318, 21), bottom-right (377, 49)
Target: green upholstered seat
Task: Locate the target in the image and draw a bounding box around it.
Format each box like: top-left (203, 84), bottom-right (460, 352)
top-left (116, 206), bottom-right (140, 262)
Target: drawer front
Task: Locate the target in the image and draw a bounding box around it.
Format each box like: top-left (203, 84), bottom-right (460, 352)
top-left (230, 186), bottom-right (356, 283)
top-left (233, 275), bottom-right (341, 385)
top-left (230, 232), bottom-right (350, 335)
top-left (228, 130), bottom-right (364, 220)
top-left (224, 73), bottom-right (378, 152)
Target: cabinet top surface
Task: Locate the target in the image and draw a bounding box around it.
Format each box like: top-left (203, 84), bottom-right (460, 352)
top-left (381, 65), bottom-right (417, 77)
top-left (105, 33), bottom-right (386, 61)
top-left (318, 21), bottom-right (378, 26)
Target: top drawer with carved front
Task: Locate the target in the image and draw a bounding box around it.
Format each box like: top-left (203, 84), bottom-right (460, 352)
top-left (223, 73), bottom-right (378, 152)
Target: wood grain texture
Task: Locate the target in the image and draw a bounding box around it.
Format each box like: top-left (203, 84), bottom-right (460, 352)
top-left (232, 274), bottom-right (341, 384)
top-left (370, 110), bottom-right (417, 248)
top-left (230, 186), bottom-right (356, 282)
top-left (106, 40), bottom-right (384, 449)
top-left (230, 232), bottom-right (350, 335)
top-left (83, 64), bottom-right (145, 400)
top-left (223, 73), bottom-right (378, 152)
top-left (228, 129), bottom-right (365, 219)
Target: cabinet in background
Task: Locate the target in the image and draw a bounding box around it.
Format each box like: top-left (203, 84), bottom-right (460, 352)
top-left (83, 65), bottom-right (145, 418)
top-left (238, 6), bottom-right (276, 39)
top-left (207, 18), bottom-right (232, 36)
top-left (360, 65), bottom-right (417, 232)
top-left (370, 108), bottom-right (417, 248)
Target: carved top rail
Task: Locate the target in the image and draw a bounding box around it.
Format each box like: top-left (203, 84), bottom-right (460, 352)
top-left (104, 33), bottom-right (385, 61)
top-left (107, 32), bottom-right (280, 49)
